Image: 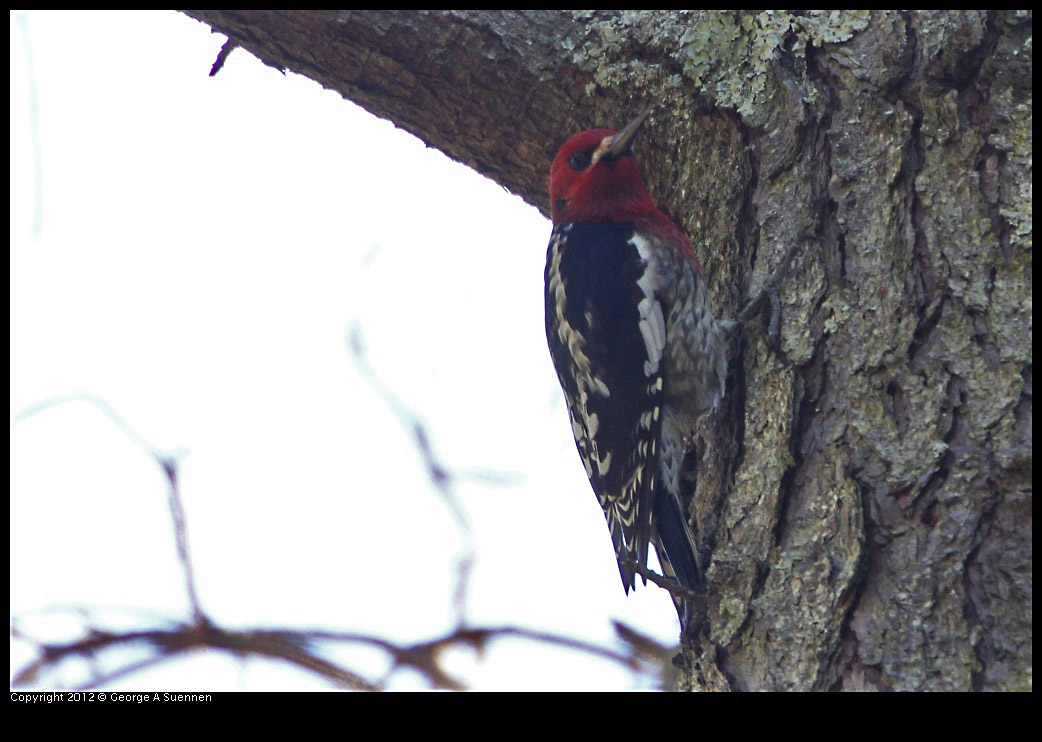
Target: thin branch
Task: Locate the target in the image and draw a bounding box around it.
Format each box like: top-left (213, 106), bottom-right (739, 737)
top-left (612, 620), bottom-right (676, 664)
top-left (619, 558), bottom-right (702, 604)
top-left (12, 393), bottom-right (209, 625)
top-left (209, 37), bottom-right (238, 76)
top-left (12, 393), bottom-right (658, 690)
top-left (13, 620), bottom-right (661, 691)
top-left (347, 322), bottom-right (476, 626)
top-left (13, 12), bottom-right (43, 239)
top-left (70, 652), bottom-right (183, 692)
top-left (13, 393), bottom-right (159, 453)
top-left (159, 456), bottom-right (207, 625)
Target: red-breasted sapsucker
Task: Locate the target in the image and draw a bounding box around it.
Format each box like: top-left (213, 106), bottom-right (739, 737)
top-left (545, 111), bottom-right (727, 628)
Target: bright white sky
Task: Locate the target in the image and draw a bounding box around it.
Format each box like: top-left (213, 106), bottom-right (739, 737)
top-left (10, 10), bottom-right (682, 691)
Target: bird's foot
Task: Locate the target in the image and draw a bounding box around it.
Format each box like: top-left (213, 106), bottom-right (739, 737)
top-left (726, 235), bottom-right (812, 352)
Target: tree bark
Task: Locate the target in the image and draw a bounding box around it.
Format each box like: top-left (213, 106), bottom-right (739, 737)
top-left (180, 10), bottom-right (1032, 692)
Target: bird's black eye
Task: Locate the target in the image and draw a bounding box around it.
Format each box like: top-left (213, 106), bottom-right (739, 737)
top-left (568, 149), bottom-right (593, 172)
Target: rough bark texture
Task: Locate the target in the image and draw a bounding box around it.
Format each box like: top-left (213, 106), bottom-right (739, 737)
top-left (180, 10), bottom-right (1032, 691)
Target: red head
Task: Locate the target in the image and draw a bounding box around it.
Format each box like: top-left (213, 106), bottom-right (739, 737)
top-left (549, 110), bottom-right (658, 225)
top-left (549, 111), bottom-right (697, 261)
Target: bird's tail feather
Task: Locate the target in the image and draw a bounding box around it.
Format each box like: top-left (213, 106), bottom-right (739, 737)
top-left (652, 484), bottom-right (703, 628)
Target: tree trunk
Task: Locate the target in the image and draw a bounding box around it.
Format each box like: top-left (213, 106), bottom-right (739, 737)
top-left (181, 10), bottom-right (1032, 692)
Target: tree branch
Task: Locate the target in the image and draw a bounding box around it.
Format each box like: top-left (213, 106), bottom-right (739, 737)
top-left (179, 10), bottom-right (600, 217)
top-left (12, 394), bottom-right (663, 690)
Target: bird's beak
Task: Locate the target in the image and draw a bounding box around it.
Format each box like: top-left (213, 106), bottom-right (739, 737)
top-left (604, 109), bottom-right (651, 158)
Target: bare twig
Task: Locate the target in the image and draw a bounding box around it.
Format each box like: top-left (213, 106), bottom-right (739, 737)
top-left (13, 12), bottom-right (43, 239)
top-left (12, 392), bottom-right (657, 690)
top-left (347, 322), bottom-right (476, 626)
top-left (619, 558), bottom-right (701, 604)
top-left (13, 393), bottom-right (158, 452)
top-left (612, 620), bottom-right (676, 664)
top-left (159, 456), bottom-right (207, 625)
top-left (209, 37), bottom-right (237, 77)
top-left (12, 619), bottom-right (662, 691)
top-left (12, 625), bottom-right (379, 691)
top-left (13, 394), bottom-right (209, 625)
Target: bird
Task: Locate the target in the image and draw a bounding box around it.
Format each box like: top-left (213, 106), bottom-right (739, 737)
top-left (544, 110), bottom-right (729, 630)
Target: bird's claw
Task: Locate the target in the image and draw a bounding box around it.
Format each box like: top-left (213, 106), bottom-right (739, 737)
top-left (726, 235), bottom-right (812, 352)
